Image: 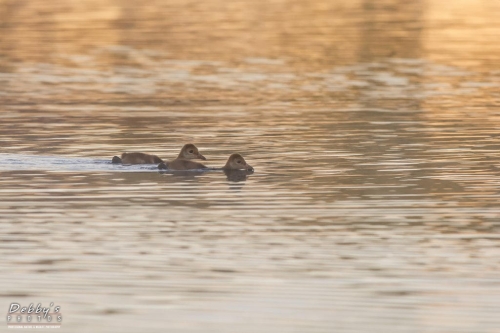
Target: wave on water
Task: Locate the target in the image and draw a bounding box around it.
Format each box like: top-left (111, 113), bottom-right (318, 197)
top-left (0, 153), bottom-right (159, 172)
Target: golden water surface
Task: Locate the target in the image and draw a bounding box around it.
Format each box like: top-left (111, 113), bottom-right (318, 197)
top-left (1, 0), bottom-right (500, 332)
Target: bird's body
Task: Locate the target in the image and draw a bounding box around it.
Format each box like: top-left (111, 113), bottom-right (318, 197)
top-left (158, 159), bottom-right (207, 170)
top-left (118, 152), bottom-right (164, 164)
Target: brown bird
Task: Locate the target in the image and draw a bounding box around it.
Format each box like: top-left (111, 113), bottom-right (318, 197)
top-left (157, 146), bottom-right (208, 170)
top-left (159, 153), bottom-right (253, 172)
top-left (222, 153), bottom-right (254, 172)
top-left (112, 143), bottom-right (206, 165)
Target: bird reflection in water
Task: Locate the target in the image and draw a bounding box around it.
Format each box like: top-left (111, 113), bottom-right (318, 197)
top-left (224, 169), bottom-right (254, 182)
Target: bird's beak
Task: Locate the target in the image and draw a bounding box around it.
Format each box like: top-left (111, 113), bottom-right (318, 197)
top-left (198, 153), bottom-right (207, 161)
top-left (246, 164), bottom-right (254, 172)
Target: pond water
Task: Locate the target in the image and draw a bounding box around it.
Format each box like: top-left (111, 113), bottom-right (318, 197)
top-left (1, 0), bottom-right (500, 332)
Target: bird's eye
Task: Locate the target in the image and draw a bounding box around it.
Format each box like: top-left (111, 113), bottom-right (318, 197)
top-left (189, 150), bottom-right (194, 153)
top-left (237, 160), bottom-right (241, 164)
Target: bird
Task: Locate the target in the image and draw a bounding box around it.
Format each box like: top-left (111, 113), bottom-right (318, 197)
top-left (112, 143), bottom-right (206, 165)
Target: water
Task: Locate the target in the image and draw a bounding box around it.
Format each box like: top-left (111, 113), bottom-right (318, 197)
top-left (1, 0), bottom-right (500, 332)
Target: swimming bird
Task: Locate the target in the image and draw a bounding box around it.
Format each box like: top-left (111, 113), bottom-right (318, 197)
top-left (222, 153), bottom-right (254, 172)
top-left (112, 143), bottom-right (206, 165)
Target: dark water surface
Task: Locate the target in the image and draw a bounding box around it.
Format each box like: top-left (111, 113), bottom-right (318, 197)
top-left (1, 0), bottom-right (500, 332)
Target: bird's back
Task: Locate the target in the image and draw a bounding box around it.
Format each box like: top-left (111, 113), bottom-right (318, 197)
top-left (121, 152), bottom-right (163, 164)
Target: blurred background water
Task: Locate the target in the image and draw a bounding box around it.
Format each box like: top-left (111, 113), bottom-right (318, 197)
top-left (1, 0), bottom-right (500, 332)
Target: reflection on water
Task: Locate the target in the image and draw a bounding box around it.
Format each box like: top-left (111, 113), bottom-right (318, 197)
top-left (1, 0), bottom-right (500, 332)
